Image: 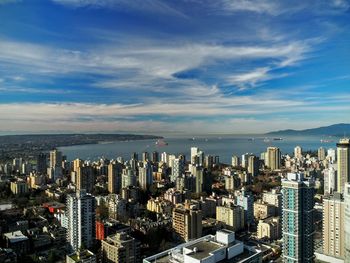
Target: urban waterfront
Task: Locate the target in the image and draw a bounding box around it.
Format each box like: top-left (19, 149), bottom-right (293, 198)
top-left (59, 135), bottom-right (337, 164)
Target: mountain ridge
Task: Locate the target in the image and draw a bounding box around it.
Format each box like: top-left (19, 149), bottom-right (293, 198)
top-left (267, 123), bottom-right (350, 136)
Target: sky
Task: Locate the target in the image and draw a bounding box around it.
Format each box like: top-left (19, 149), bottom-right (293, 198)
top-left (0, 0), bottom-right (349, 135)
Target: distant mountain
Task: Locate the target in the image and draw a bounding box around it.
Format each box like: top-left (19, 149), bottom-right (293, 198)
top-left (267, 123), bottom-right (350, 136)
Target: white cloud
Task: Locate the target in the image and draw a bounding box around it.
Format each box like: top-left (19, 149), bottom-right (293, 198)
top-left (52, 0), bottom-right (188, 18)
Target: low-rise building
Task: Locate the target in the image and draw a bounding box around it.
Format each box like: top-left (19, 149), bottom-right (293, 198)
top-left (10, 181), bottom-right (28, 195)
top-left (253, 200), bottom-right (275, 220)
top-left (256, 217), bottom-right (281, 241)
top-left (66, 249), bottom-right (96, 263)
top-left (216, 204), bottom-right (244, 232)
top-left (143, 229), bottom-right (262, 263)
top-left (101, 232), bottom-right (140, 263)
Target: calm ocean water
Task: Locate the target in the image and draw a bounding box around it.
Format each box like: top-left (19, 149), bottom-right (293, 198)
top-left (58, 134), bottom-right (338, 164)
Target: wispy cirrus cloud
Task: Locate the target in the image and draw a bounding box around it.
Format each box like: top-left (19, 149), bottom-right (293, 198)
top-left (51, 0), bottom-right (188, 18)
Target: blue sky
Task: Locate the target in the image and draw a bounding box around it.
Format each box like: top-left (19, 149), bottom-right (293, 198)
top-left (0, 0), bottom-right (349, 134)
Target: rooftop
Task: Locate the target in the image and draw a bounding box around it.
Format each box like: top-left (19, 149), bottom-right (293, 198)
top-left (4, 231), bottom-right (29, 243)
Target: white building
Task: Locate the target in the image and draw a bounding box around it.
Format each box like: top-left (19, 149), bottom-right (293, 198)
top-left (143, 229), bottom-right (262, 263)
top-left (66, 190), bottom-right (96, 252)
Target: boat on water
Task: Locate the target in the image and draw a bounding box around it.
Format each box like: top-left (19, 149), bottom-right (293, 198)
top-left (155, 139), bottom-right (168, 146)
top-left (263, 138), bottom-right (271, 143)
top-left (273, 138), bottom-right (283, 141)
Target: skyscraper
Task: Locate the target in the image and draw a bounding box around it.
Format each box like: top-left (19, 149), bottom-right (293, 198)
top-left (294, 146), bottom-right (302, 159)
top-left (337, 138), bottom-right (350, 193)
top-left (266, 147), bottom-right (281, 170)
top-left (77, 165), bottom-right (95, 193)
top-left (172, 201), bottom-right (202, 241)
top-left (248, 155), bottom-right (259, 177)
top-left (282, 173), bottom-right (315, 262)
top-left (344, 183), bottom-right (350, 260)
top-left (138, 161), bottom-right (153, 190)
top-left (171, 158), bottom-right (185, 182)
top-left (122, 165), bottom-right (137, 188)
top-left (108, 162), bottom-right (122, 194)
top-left (318, 147), bottom-right (326, 161)
top-left (231, 155), bottom-right (240, 167)
top-left (66, 190), bottom-right (96, 252)
top-left (48, 149), bottom-right (62, 180)
top-left (36, 153), bottom-right (47, 174)
top-left (322, 192), bottom-right (345, 259)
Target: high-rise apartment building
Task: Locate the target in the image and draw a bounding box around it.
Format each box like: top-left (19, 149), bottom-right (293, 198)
top-left (318, 147), bottom-right (326, 161)
top-left (216, 204), bottom-right (244, 232)
top-left (248, 155), bottom-right (259, 177)
top-left (36, 153), bottom-right (47, 174)
top-left (294, 146), bottom-right (302, 159)
top-left (171, 158), bottom-right (185, 182)
top-left (66, 190), bottom-right (96, 252)
top-left (122, 165), bottom-right (137, 188)
top-left (77, 166), bottom-right (95, 193)
top-left (48, 149), bottom-right (62, 180)
top-left (344, 183), bottom-right (350, 260)
top-left (337, 138), bottom-right (350, 193)
top-left (172, 201), bottom-right (202, 241)
top-left (138, 161), bottom-right (153, 190)
top-left (108, 162), bottom-right (122, 194)
top-left (282, 173), bottom-right (315, 262)
top-left (266, 147), bottom-right (281, 170)
top-left (322, 192), bottom-right (345, 259)
top-left (231, 155), bottom-right (240, 167)
top-left (101, 232), bottom-right (140, 263)
top-left (235, 188), bottom-right (254, 225)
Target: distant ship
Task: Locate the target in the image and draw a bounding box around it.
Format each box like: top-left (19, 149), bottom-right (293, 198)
top-left (263, 138), bottom-right (271, 143)
top-left (273, 138), bottom-right (283, 141)
top-left (155, 139), bottom-right (168, 146)
top-left (320, 139), bottom-right (333, 143)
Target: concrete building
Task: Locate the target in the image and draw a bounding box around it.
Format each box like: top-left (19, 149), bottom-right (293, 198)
top-left (171, 158), bottom-right (185, 182)
top-left (172, 201), bottom-right (202, 241)
top-left (318, 147), bottom-right (326, 161)
top-left (77, 166), bottom-right (95, 193)
top-left (324, 166), bottom-right (337, 195)
top-left (101, 232), bottom-right (140, 263)
top-left (344, 183), bottom-right (350, 260)
top-left (36, 153), bottom-right (47, 174)
top-left (138, 161), bottom-right (153, 190)
top-left (108, 162), bottom-right (122, 194)
top-left (282, 173), bottom-right (315, 262)
top-left (143, 229), bottom-right (262, 263)
top-left (257, 217), bottom-right (281, 241)
top-left (48, 149), bottom-right (62, 180)
top-left (294, 146), bottom-right (302, 160)
top-left (235, 189), bottom-right (254, 225)
top-left (327, 148), bottom-right (336, 163)
top-left (122, 165), bottom-right (137, 188)
top-left (216, 204), bottom-right (244, 232)
top-left (231, 155), bottom-right (240, 167)
top-left (266, 147), bottom-right (281, 170)
top-left (3, 230), bottom-right (29, 256)
top-left (108, 194), bottom-right (127, 221)
top-left (322, 192), bottom-right (345, 259)
top-left (262, 188), bottom-right (282, 216)
top-left (253, 200), bottom-right (275, 220)
top-left (66, 250), bottom-right (96, 263)
top-left (10, 181), bottom-right (29, 195)
top-left (146, 197), bottom-right (172, 215)
top-left (66, 190), bottom-right (96, 252)
top-left (337, 139), bottom-right (350, 193)
top-left (248, 155), bottom-right (259, 177)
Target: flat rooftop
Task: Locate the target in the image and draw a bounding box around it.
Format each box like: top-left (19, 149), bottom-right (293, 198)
top-left (186, 240), bottom-right (223, 260)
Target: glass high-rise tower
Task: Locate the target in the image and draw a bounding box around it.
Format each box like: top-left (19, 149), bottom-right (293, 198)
top-left (282, 173), bottom-right (315, 262)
